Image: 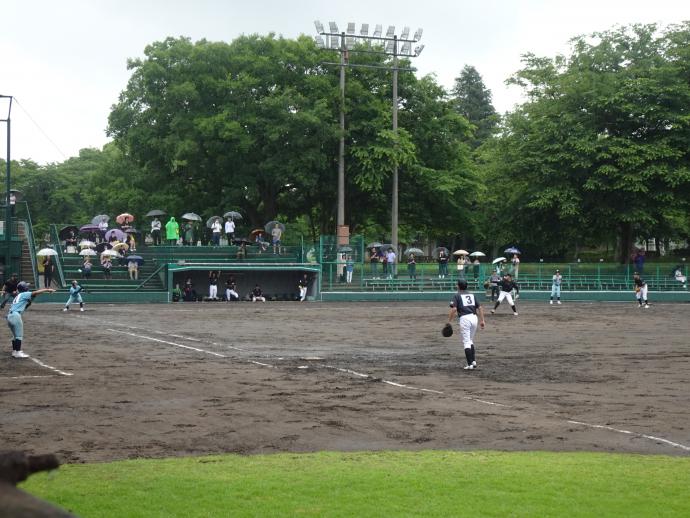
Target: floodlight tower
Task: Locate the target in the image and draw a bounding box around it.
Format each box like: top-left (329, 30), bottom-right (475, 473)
top-left (313, 21), bottom-right (424, 251)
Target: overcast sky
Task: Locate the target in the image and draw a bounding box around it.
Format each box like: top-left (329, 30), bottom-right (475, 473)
top-left (2, 0), bottom-right (689, 164)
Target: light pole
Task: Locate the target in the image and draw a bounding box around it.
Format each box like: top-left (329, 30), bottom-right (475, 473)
top-left (314, 22), bottom-right (424, 250)
top-left (0, 95), bottom-right (12, 277)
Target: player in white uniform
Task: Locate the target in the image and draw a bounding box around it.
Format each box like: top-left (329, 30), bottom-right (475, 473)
top-left (550, 269), bottom-right (562, 304)
top-left (633, 272), bottom-right (649, 308)
top-left (490, 273), bottom-right (519, 316)
top-left (448, 280), bottom-right (486, 370)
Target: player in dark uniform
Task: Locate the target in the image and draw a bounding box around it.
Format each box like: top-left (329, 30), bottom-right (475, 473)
top-left (490, 273), bottom-right (519, 316)
top-left (448, 279), bottom-right (486, 370)
top-left (0, 272), bottom-right (19, 309)
top-left (633, 272), bottom-right (649, 308)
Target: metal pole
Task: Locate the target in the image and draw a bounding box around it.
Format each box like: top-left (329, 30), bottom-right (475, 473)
top-left (2, 96), bottom-right (11, 277)
top-left (391, 36), bottom-right (399, 252)
top-left (338, 32), bottom-right (346, 233)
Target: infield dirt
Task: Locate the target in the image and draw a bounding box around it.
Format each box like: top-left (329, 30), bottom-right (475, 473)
top-left (1, 300), bottom-right (688, 462)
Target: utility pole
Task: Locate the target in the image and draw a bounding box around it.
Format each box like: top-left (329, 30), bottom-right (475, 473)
top-left (314, 22), bottom-right (424, 251)
top-left (0, 95), bottom-right (12, 277)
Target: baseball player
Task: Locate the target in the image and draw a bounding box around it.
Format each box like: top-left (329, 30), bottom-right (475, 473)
top-left (7, 282), bottom-right (56, 358)
top-left (490, 273), bottom-right (519, 316)
top-left (63, 280), bottom-right (85, 312)
top-left (298, 274), bottom-right (309, 302)
top-left (633, 272), bottom-right (649, 308)
top-left (448, 279), bottom-right (486, 370)
top-left (550, 269), bottom-right (562, 304)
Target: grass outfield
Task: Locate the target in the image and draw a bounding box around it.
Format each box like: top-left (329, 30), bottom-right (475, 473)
top-left (21, 451), bottom-right (690, 517)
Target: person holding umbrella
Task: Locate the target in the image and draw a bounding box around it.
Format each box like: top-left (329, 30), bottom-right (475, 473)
top-left (438, 249), bottom-right (449, 279)
top-left (224, 217), bottom-right (235, 245)
top-left (151, 216), bottom-right (162, 246)
top-left (210, 218), bottom-right (222, 246)
top-left (407, 253), bottom-right (417, 280)
top-left (7, 282), bottom-right (56, 358)
top-left (165, 216), bottom-right (179, 245)
top-left (42, 255), bottom-right (54, 289)
top-left (271, 223), bottom-right (283, 254)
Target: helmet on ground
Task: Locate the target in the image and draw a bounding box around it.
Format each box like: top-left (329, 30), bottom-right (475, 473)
top-left (16, 281), bottom-right (30, 292)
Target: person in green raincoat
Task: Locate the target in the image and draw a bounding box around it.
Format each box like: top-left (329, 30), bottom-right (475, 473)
top-left (165, 217), bottom-right (179, 245)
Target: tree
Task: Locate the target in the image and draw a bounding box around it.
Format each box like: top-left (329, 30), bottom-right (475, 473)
top-left (451, 65), bottom-right (499, 148)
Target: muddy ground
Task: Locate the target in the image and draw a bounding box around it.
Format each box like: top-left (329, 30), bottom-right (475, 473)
top-left (1, 300), bottom-right (688, 463)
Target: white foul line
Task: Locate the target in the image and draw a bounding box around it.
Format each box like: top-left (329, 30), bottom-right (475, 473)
top-left (100, 323), bottom-right (690, 453)
top-left (567, 420), bottom-right (690, 452)
top-left (29, 357), bottom-right (73, 377)
top-left (0, 375), bottom-right (55, 380)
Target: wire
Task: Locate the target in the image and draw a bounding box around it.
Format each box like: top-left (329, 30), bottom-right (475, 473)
top-left (13, 98), bottom-right (68, 161)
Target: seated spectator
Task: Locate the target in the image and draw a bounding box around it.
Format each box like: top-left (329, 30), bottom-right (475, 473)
top-left (128, 258), bottom-right (139, 280)
top-left (82, 257), bottom-right (92, 279)
top-left (101, 257), bottom-right (112, 280)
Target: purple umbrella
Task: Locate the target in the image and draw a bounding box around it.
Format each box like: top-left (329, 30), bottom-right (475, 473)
top-left (105, 229), bottom-right (126, 242)
top-left (79, 224), bottom-right (100, 233)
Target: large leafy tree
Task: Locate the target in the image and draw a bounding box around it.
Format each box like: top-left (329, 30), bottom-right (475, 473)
top-left (451, 65), bottom-right (498, 148)
top-left (482, 23), bottom-right (690, 260)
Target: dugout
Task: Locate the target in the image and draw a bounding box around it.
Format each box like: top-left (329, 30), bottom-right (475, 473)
top-left (167, 263), bottom-right (320, 302)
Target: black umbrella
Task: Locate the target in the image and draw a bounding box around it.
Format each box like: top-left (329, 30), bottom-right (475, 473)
top-left (145, 209), bottom-right (167, 217)
top-left (59, 225), bottom-right (79, 240)
top-left (233, 238), bottom-right (253, 246)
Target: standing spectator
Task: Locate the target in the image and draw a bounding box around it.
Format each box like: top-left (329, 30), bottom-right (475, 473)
top-left (252, 284), bottom-right (266, 302)
top-left (438, 249), bottom-right (449, 278)
top-left (298, 274), bottom-right (309, 302)
top-left (82, 257), bottom-right (93, 279)
top-left (127, 257), bottom-right (139, 280)
top-left (63, 280), bottom-right (85, 312)
top-left (381, 251), bottom-right (388, 278)
top-left (369, 248), bottom-right (379, 279)
top-left (0, 272), bottom-right (19, 309)
top-left (42, 256), bottom-right (54, 288)
top-left (224, 218), bottom-right (236, 245)
top-left (98, 218), bottom-right (109, 241)
top-left (456, 254), bottom-right (467, 279)
top-left (550, 269), bottom-right (562, 305)
top-left (511, 254), bottom-right (521, 278)
top-left (489, 270), bottom-right (501, 302)
top-left (345, 255), bottom-right (354, 284)
top-left (472, 258), bottom-right (481, 281)
top-left (165, 217), bottom-right (179, 245)
top-left (271, 223), bottom-right (283, 254)
top-left (211, 218), bottom-right (222, 246)
top-left (6, 282), bottom-right (56, 358)
top-left (386, 248), bottom-right (397, 279)
top-left (407, 253), bottom-right (417, 280)
top-left (101, 256), bottom-right (112, 280)
top-left (9, 192), bottom-right (16, 216)
top-left (208, 271), bottom-right (220, 300)
top-left (225, 276), bottom-right (239, 301)
top-left (633, 250), bottom-right (645, 274)
top-left (151, 216), bottom-right (162, 246)
top-left (184, 221), bottom-right (195, 246)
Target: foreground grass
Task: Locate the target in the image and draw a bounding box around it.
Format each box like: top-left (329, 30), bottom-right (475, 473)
top-left (21, 450), bottom-right (690, 517)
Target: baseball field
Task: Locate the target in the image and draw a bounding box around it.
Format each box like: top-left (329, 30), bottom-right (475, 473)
top-left (3, 300), bottom-right (690, 515)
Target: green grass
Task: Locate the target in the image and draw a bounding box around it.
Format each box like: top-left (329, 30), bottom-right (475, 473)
top-left (21, 451), bottom-right (690, 517)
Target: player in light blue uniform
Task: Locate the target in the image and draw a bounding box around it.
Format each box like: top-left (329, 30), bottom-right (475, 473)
top-left (6, 281), bottom-right (55, 358)
top-left (63, 280), bottom-right (85, 312)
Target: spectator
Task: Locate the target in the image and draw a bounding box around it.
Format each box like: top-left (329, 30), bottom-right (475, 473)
top-left (633, 250), bottom-right (645, 274)
top-left (472, 258), bottom-right (481, 280)
top-left (386, 248), bottom-right (397, 279)
top-left (151, 217), bottom-right (162, 246)
top-left (456, 254), bottom-right (466, 279)
top-left (224, 218), bottom-right (235, 245)
top-left (165, 217), bottom-right (179, 245)
top-left (211, 218), bottom-right (222, 246)
top-left (271, 223), bottom-right (283, 254)
top-left (127, 257), bottom-right (139, 280)
top-left (42, 256), bottom-right (54, 288)
top-left (438, 249), bottom-right (448, 279)
top-left (101, 256), bottom-right (112, 280)
top-left (369, 248), bottom-right (379, 279)
top-left (511, 254), bottom-right (520, 278)
top-left (184, 221), bottom-right (195, 246)
top-left (82, 257), bottom-right (93, 279)
top-left (408, 253), bottom-right (417, 280)
top-left (346, 255), bottom-right (354, 284)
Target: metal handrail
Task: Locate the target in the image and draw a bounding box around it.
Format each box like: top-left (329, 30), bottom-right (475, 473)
top-left (136, 262), bottom-right (167, 291)
top-left (48, 224), bottom-right (67, 288)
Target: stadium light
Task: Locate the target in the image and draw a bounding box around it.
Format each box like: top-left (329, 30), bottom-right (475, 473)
top-left (312, 21), bottom-right (425, 250)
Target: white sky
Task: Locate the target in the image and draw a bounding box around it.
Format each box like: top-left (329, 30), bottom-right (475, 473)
top-left (2, 0), bottom-right (689, 164)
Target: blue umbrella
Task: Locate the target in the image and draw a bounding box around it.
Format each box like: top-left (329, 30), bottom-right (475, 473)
top-left (127, 255), bottom-right (144, 265)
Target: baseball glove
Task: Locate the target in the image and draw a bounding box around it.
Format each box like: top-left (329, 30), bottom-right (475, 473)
top-left (442, 323), bottom-right (453, 337)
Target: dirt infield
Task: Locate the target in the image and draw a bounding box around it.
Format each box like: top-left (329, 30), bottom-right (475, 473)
top-left (1, 300), bottom-right (689, 463)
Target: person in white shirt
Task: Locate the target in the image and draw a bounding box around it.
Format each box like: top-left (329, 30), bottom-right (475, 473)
top-left (211, 219), bottom-right (222, 246)
top-left (224, 218), bottom-right (236, 245)
top-left (386, 249), bottom-right (397, 279)
top-left (271, 224), bottom-right (283, 254)
top-left (151, 217), bottom-right (162, 246)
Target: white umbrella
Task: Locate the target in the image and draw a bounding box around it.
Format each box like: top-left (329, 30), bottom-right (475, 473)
top-left (79, 240), bottom-right (96, 248)
top-left (36, 248), bottom-right (58, 256)
top-left (100, 249), bottom-right (120, 258)
top-left (469, 251), bottom-right (486, 257)
top-left (492, 257), bottom-right (507, 264)
top-left (453, 249), bottom-right (469, 256)
top-left (79, 249), bottom-right (97, 256)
